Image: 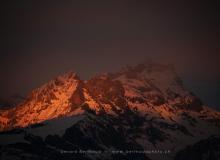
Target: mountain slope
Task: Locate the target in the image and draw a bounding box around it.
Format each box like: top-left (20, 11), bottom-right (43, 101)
top-left (0, 72), bottom-right (86, 130)
top-left (0, 62), bottom-right (219, 160)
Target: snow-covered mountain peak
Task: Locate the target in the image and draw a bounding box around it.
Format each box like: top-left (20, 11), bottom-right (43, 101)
top-left (56, 71), bottom-right (79, 81)
top-left (0, 63), bottom-right (220, 160)
top-left (27, 71), bottom-right (80, 103)
top-left (110, 63), bottom-right (203, 112)
top-left (0, 71), bottom-right (85, 130)
top-left (0, 63), bottom-right (217, 132)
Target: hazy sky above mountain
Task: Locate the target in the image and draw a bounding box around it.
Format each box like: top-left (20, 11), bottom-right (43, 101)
top-left (1, 0), bottom-right (219, 109)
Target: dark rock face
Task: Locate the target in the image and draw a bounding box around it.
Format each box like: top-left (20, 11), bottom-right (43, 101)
top-left (185, 95), bottom-right (203, 112)
top-left (166, 89), bottom-right (180, 100)
top-left (173, 95), bottom-right (203, 112)
top-left (86, 76), bottom-right (127, 107)
top-left (146, 126), bottom-right (168, 145)
top-left (69, 81), bottom-right (85, 107)
top-left (175, 136), bottom-right (220, 160)
top-left (146, 94), bottom-right (166, 106)
top-left (155, 121), bottom-right (193, 137)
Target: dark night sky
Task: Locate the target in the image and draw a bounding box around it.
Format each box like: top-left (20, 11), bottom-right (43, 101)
top-left (1, 0), bottom-right (219, 110)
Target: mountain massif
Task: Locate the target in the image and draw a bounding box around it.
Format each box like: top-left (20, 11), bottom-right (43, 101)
top-left (0, 62), bottom-right (219, 160)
